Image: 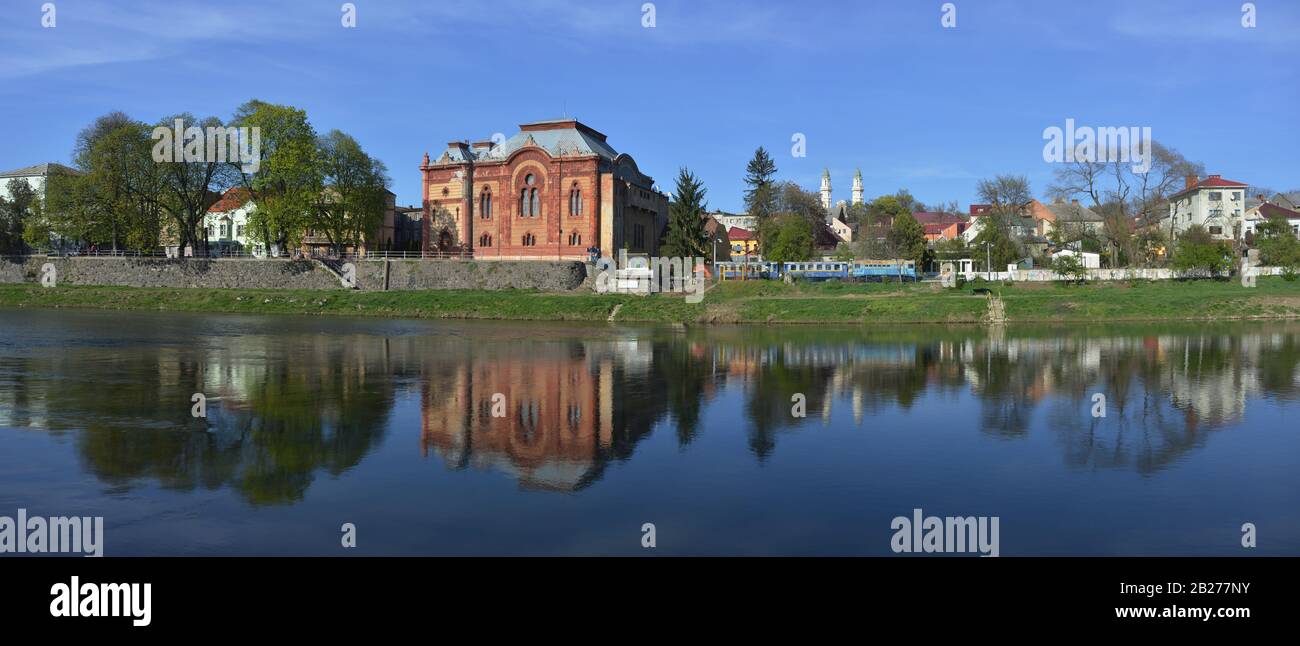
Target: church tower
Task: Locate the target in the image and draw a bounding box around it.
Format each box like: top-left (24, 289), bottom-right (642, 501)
top-left (852, 168), bottom-right (864, 205)
top-left (820, 168), bottom-right (832, 211)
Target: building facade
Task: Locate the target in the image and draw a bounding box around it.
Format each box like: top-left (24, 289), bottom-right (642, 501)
top-left (0, 162), bottom-right (80, 203)
top-left (420, 119), bottom-right (668, 260)
top-left (1167, 174), bottom-right (1248, 241)
top-left (204, 188), bottom-right (261, 255)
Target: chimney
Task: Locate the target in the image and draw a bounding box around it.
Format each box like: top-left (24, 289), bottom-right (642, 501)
top-left (1257, 195), bottom-right (1267, 203)
top-left (1184, 174), bottom-right (1198, 190)
top-left (1071, 199), bottom-right (1080, 206)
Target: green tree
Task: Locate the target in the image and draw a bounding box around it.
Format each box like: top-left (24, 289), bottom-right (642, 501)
top-left (1256, 216), bottom-right (1300, 262)
top-left (232, 100), bottom-right (321, 255)
top-left (970, 215), bottom-right (1022, 272)
top-left (743, 147), bottom-right (778, 220)
top-left (661, 167), bottom-right (710, 259)
top-left (759, 215), bottom-right (813, 263)
top-left (888, 211), bottom-right (927, 267)
top-left (0, 179), bottom-right (37, 253)
top-left (1171, 225), bottom-right (1232, 278)
top-left (156, 113), bottom-right (239, 254)
top-left (1051, 252), bottom-right (1087, 284)
top-left (310, 130), bottom-right (390, 255)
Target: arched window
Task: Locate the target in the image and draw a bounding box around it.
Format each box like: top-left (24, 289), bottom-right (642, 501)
top-left (479, 233), bottom-right (492, 247)
top-left (479, 188), bottom-right (492, 220)
top-left (569, 183), bottom-right (582, 217)
top-left (568, 231), bottom-right (582, 246)
top-left (520, 174), bottom-right (539, 218)
top-left (522, 233), bottom-right (536, 246)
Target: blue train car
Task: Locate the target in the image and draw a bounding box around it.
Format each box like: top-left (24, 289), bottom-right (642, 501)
top-left (850, 260), bottom-right (917, 282)
top-left (780, 261), bottom-right (850, 281)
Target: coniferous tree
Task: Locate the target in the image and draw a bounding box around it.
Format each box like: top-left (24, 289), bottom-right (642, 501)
top-left (743, 147), bottom-right (777, 220)
top-left (662, 167), bottom-right (710, 259)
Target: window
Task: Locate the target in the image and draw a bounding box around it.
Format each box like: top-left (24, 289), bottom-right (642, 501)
top-left (1208, 225), bottom-right (1223, 235)
top-left (1209, 191), bottom-right (1222, 202)
top-left (569, 183), bottom-right (582, 217)
top-left (522, 233), bottom-right (536, 246)
top-left (568, 231), bottom-right (582, 246)
top-left (1231, 192), bottom-right (1242, 201)
top-left (520, 174), bottom-right (539, 218)
top-left (236, 225), bottom-right (245, 238)
top-left (479, 233), bottom-right (493, 247)
top-left (480, 188), bottom-right (492, 219)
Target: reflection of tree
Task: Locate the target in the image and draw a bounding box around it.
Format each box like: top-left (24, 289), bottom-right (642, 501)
top-left (0, 335), bottom-right (394, 505)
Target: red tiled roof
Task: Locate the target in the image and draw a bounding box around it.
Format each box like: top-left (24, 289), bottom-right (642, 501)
top-left (923, 224), bottom-right (948, 234)
top-left (208, 187), bottom-right (252, 213)
top-left (913, 211), bottom-right (968, 226)
top-left (727, 226), bottom-right (755, 241)
top-left (1259, 203), bottom-right (1300, 220)
top-left (1171, 175), bottom-right (1248, 199)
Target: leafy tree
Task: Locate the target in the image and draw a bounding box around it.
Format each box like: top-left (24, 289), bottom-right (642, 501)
top-left (1171, 225), bottom-right (1232, 278)
top-left (832, 242), bottom-right (854, 261)
top-left (662, 167), bottom-right (710, 259)
top-left (743, 147), bottom-right (778, 220)
top-left (1255, 215), bottom-right (1300, 272)
top-left (888, 211), bottom-right (927, 267)
top-left (774, 181), bottom-right (826, 226)
top-left (310, 130), bottom-right (390, 255)
top-left (155, 113), bottom-right (240, 254)
top-left (933, 236), bottom-right (969, 264)
top-left (759, 215), bottom-right (813, 263)
top-left (1133, 227), bottom-right (1167, 267)
top-left (970, 214), bottom-right (1023, 272)
top-left (232, 100), bottom-right (320, 255)
top-left (1051, 252), bottom-right (1087, 284)
top-left (856, 194), bottom-right (911, 259)
top-left (0, 180), bottom-right (36, 253)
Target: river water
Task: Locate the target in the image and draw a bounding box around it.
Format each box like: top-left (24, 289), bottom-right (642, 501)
top-left (0, 309), bottom-right (1296, 555)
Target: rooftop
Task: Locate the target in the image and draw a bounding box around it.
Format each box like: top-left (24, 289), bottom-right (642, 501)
top-left (0, 162), bottom-right (82, 177)
top-left (432, 119), bottom-right (621, 166)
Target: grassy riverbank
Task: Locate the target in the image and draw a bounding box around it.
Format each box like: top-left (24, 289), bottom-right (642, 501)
top-left (2, 278), bottom-right (1299, 324)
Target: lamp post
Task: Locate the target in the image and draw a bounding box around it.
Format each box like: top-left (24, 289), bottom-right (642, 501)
top-left (984, 241), bottom-right (992, 281)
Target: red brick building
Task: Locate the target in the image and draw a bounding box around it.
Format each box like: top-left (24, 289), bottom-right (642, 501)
top-left (420, 119), bottom-right (668, 260)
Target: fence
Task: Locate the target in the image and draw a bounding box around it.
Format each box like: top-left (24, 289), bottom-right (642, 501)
top-left (10, 249), bottom-right (476, 261)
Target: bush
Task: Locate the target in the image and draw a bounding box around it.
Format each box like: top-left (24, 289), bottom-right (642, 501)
top-left (1050, 253), bottom-right (1088, 285)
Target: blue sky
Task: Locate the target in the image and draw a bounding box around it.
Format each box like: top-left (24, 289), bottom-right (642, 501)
top-left (1, 0), bottom-right (1297, 211)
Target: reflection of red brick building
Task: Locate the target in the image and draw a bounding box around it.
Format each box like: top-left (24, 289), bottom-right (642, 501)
top-left (420, 119), bottom-right (668, 260)
top-left (420, 352), bottom-right (617, 491)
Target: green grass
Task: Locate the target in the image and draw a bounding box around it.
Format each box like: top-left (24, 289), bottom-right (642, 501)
top-left (2, 276), bottom-right (1298, 325)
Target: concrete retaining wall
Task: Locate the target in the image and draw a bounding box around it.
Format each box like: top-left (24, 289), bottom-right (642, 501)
top-left (0, 256), bottom-right (589, 292)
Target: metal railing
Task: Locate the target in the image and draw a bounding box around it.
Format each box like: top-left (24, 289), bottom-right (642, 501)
top-left (9, 249), bottom-right (478, 261)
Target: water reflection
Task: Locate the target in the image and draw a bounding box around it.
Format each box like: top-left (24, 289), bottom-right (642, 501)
top-left (1, 313), bottom-right (1298, 501)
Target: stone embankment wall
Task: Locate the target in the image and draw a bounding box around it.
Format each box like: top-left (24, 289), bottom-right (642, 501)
top-left (0, 256), bottom-right (589, 292)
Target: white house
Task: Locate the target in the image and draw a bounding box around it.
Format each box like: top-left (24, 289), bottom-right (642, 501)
top-left (203, 188), bottom-right (266, 256)
top-left (0, 163), bottom-right (81, 202)
top-left (1167, 174), bottom-right (1248, 241)
top-left (1051, 248), bottom-right (1100, 269)
top-left (1243, 201), bottom-right (1300, 239)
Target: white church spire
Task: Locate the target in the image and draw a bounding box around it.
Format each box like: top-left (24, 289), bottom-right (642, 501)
top-left (820, 168), bottom-right (832, 211)
top-left (852, 168), bottom-right (863, 206)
